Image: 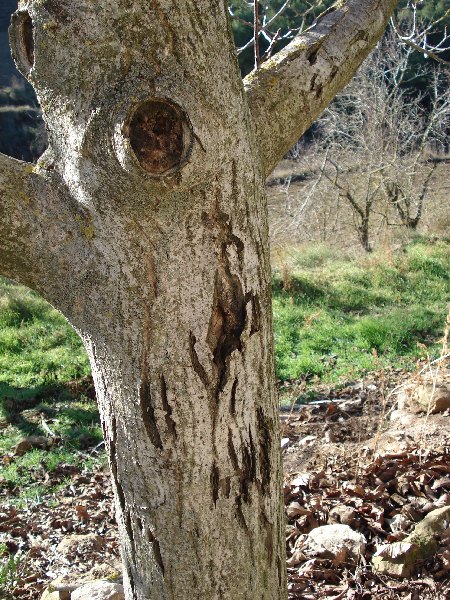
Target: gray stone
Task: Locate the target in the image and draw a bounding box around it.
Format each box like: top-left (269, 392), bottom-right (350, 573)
top-left (328, 505), bottom-right (357, 526)
top-left (281, 437), bottom-right (290, 449)
top-left (372, 506), bottom-right (450, 578)
top-left (14, 436), bottom-right (49, 455)
top-left (49, 564), bottom-right (122, 593)
top-left (397, 377), bottom-right (450, 415)
top-left (389, 409), bottom-right (415, 425)
top-left (71, 582), bottom-right (124, 600)
top-left (405, 504), bottom-right (450, 555)
top-left (302, 524), bottom-right (366, 563)
top-left (372, 542), bottom-right (418, 578)
top-left (40, 589), bottom-right (70, 600)
top-left (56, 534), bottom-right (105, 557)
top-left (388, 513), bottom-right (411, 532)
top-left (286, 502), bottom-right (310, 519)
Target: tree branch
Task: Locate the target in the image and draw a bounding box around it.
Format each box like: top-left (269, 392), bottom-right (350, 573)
top-left (244, 0), bottom-right (398, 176)
top-left (0, 152), bottom-right (89, 305)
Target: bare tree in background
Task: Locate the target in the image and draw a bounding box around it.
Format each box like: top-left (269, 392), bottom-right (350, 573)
top-left (228, 0), bottom-right (325, 66)
top-left (391, 0), bottom-right (450, 67)
top-left (279, 36), bottom-right (449, 251)
top-left (229, 0), bottom-right (450, 69)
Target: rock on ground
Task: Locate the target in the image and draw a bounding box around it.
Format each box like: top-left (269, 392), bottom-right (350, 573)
top-left (397, 374), bottom-right (450, 415)
top-left (328, 504), bottom-right (357, 526)
top-left (49, 564), bottom-right (122, 593)
top-left (71, 582), bottom-right (124, 600)
top-left (56, 534), bottom-right (105, 557)
top-left (40, 589), bottom-right (70, 600)
top-left (300, 523), bottom-right (366, 563)
top-left (406, 505), bottom-right (450, 556)
top-left (14, 436), bottom-right (49, 455)
top-left (372, 505), bottom-right (450, 577)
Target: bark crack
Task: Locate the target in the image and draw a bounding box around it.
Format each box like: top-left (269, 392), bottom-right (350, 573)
top-left (229, 378), bottom-right (238, 416)
top-left (239, 427), bottom-right (257, 504)
top-left (210, 461), bottom-right (220, 505)
top-left (260, 509), bottom-right (274, 562)
top-left (140, 324), bottom-right (163, 449)
top-left (109, 418), bottom-right (137, 599)
top-left (235, 496), bottom-right (248, 531)
top-left (246, 292), bottom-right (261, 336)
top-left (228, 428), bottom-right (239, 470)
top-left (160, 374), bottom-right (177, 439)
top-left (139, 367), bottom-right (163, 449)
top-left (257, 407), bottom-right (272, 494)
top-left (188, 332), bottom-right (210, 390)
top-left (147, 529), bottom-right (165, 576)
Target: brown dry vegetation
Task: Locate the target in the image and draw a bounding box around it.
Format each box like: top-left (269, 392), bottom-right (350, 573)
top-left (267, 159), bottom-right (450, 252)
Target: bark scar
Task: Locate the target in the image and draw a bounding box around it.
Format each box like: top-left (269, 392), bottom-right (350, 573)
top-left (207, 260), bottom-right (246, 395)
top-left (160, 374), bottom-right (177, 439)
top-left (257, 407), bottom-right (272, 494)
top-left (188, 332), bottom-right (210, 390)
top-left (211, 461), bottom-right (220, 505)
top-left (147, 528), bottom-right (165, 575)
top-left (109, 418), bottom-right (137, 598)
top-left (139, 366), bottom-right (163, 449)
top-left (202, 207), bottom-right (247, 400)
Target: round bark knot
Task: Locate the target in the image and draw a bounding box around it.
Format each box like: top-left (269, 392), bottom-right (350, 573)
top-left (128, 99), bottom-right (192, 175)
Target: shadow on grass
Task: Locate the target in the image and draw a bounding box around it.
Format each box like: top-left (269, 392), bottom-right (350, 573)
top-left (0, 377), bottom-right (99, 446)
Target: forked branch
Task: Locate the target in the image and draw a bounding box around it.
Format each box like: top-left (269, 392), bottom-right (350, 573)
top-left (244, 0), bottom-right (398, 176)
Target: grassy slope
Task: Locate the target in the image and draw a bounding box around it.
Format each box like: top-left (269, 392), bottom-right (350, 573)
top-left (0, 279), bottom-right (99, 504)
top-left (272, 237), bottom-right (449, 384)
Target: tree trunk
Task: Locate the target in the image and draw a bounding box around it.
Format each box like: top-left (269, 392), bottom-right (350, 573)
top-left (359, 218), bottom-right (373, 252)
top-left (84, 184), bottom-right (285, 600)
top-left (1, 1), bottom-right (397, 598)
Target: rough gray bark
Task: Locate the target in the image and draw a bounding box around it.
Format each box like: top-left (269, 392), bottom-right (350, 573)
top-left (1, 1), bottom-right (397, 598)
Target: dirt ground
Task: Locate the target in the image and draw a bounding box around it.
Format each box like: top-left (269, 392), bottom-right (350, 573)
top-left (281, 366), bottom-right (450, 599)
top-left (1, 367), bottom-right (450, 600)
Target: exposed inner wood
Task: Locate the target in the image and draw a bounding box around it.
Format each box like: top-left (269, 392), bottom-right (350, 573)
top-left (21, 13), bottom-right (34, 68)
top-left (128, 100), bottom-right (185, 174)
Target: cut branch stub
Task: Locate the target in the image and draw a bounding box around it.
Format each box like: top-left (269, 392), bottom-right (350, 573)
top-left (9, 10), bottom-right (34, 76)
top-left (127, 99), bottom-right (192, 176)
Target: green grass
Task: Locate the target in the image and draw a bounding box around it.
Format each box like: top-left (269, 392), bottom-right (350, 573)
top-left (272, 237), bottom-right (449, 386)
top-left (0, 278), bottom-right (90, 388)
top-left (0, 278), bottom-right (101, 505)
top-left (0, 389), bottom-right (104, 505)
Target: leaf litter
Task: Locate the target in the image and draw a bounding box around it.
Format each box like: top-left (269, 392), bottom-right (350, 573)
top-left (1, 368), bottom-right (449, 599)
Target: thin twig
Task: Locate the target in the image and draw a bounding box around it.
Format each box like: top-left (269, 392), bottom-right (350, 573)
top-left (254, 0), bottom-right (260, 69)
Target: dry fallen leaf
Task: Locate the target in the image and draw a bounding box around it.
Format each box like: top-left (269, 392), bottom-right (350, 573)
top-left (75, 505), bottom-right (90, 522)
top-left (374, 541), bottom-right (419, 559)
